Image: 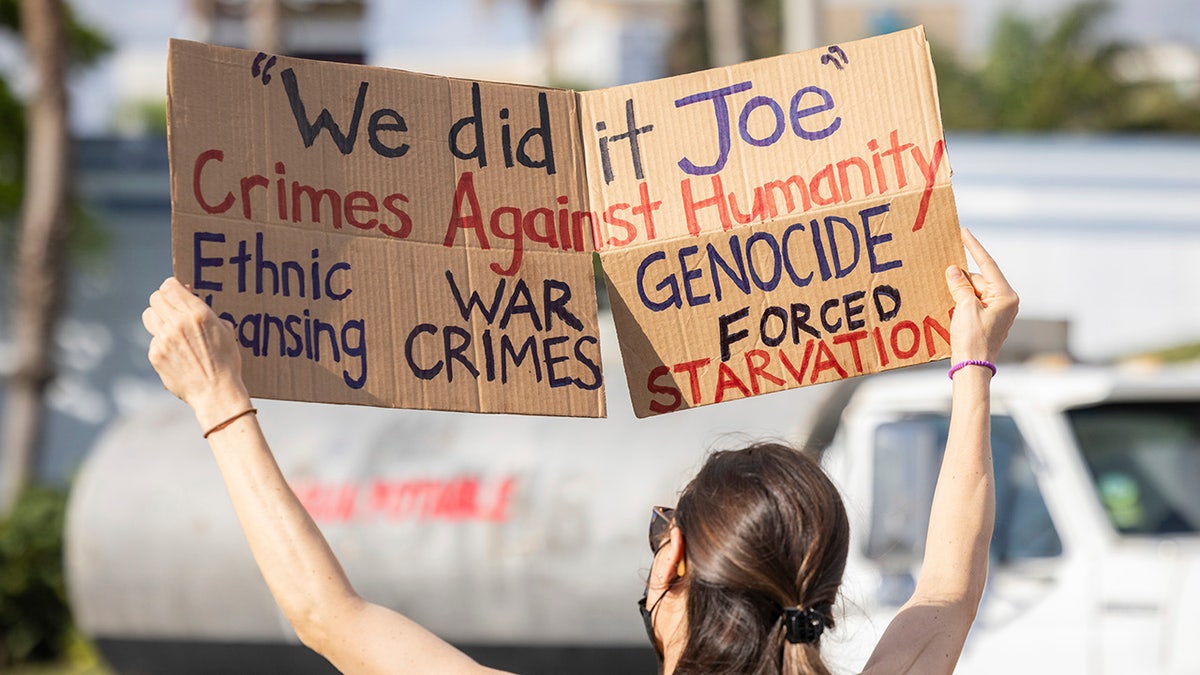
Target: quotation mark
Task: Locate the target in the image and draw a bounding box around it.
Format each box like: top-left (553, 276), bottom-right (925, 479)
top-left (820, 46), bottom-right (848, 70)
top-left (251, 52), bottom-right (278, 85)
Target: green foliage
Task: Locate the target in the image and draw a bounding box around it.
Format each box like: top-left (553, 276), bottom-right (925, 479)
top-left (0, 487), bottom-right (71, 667)
top-left (0, 75), bottom-right (25, 218)
top-left (1137, 342), bottom-right (1200, 363)
top-left (0, 1), bottom-right (113, 254)
top-left (663, 0), bottom-right (1199, 133)
top-left (935, 1), bottom-right (1200, 132)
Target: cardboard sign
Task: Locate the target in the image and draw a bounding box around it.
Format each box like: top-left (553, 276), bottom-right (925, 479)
top-left (581, 27), bottom-right (965, 417)
top-left (169, 41), bottom-right (606, 417)
top-left (169, 26), bottom-right (961, 419)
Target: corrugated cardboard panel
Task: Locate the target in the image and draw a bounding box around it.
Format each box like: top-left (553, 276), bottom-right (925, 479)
top-left (579, 28), bottom-right (965, 417)
top-left (169, 40), bottom-right (605, 417)
top-left (169, 27), bottom-right (962, 419)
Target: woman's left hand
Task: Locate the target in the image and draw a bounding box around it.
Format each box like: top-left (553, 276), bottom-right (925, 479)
top-left (944, 228), bottom-right (1019, 364)
top-left (142, 277), bottom-right (251, 431)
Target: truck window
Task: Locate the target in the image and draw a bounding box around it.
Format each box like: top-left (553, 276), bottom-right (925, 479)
top-left (867, 414), bottom-right (1062, 566)
top-left (1068, 401), bottom-right (1200, 535)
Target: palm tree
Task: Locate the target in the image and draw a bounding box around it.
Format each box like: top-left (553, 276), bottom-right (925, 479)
top-left (935, 1), bottom-right (1146, 131)
top-left (0, 0), bottom-right (110, 516)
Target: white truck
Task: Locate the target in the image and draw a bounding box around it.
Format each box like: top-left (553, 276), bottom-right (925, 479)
top-left (820, 364), bottom-right (1200, 674)
top-left (67, 363), bottom-right (1200, 673)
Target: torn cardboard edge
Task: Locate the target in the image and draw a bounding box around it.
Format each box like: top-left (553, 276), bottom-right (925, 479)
top-left (168, 26), bottom-right (961, 419)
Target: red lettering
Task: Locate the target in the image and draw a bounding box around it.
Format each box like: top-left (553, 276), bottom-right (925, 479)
top-left (485, 478), bottom-right (516, 522)
top-left (435, 478), bottom-right (478, 520)
top-left (745, 349), bottom-right (785, 394)
top-left (809, 340), bottom-right (848, 383)
top-left (648, 365), bottom-right (683, 414)
top-left (344, 477), bottom-right (520, 523)
top-left (832, 330), bottom-right (869, 373)
top-left (763, 176), bottom-right (812, 218)
top-left (673, 358), bottom-right (711, 405)
top-left (333, 483), bottom-right (357, 522)
top-left (239, 174), bottom-right (269, 219)
top-left (779, 341), bottom-right (815, 384)
top-left (923, 313), bottom-right (951, 357)
top-left (344, 190), bottom-right (379, 230)
top-left (871, 326), bottom-right (890, 367)
top-left (680, 175), bottom-right (732, 236)
top-left (523, 208), bottom-right (558, 248)
top-left (193, 149), bottom-right (235, 214)
top-left (808, 165), bottom-right (840, 206)
top-left (630, 181), bottom-right (662, 241)
top-left (291, 182), bottom-right (343, 229)
top-left (714, 361), bottom-right (751, 403)
top-left (911, 139), bottom-right (945, 232)
top-left (569, 210), bottom-right (596, 253)
top-left (380, 193), bottom-right (413, 238)
top-left (444, 171), bottom-right (488, 248)
top-left (890, 320), bottom-right (921, 359)
top-left (590, 210), bottom-right (606, 252)
top-left (488, 206), bottom-right (524, 276)
top-left (604, 202), bottom-right (636, 247)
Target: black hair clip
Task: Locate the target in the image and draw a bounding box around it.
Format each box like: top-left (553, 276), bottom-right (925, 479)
top-left (783, 607), bottom-right (825, 644)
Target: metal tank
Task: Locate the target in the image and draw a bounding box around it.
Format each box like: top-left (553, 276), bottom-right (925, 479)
top-left (66, 369), bottom-right (823, 674)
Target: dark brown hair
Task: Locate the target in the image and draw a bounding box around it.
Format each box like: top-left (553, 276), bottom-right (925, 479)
top-left (672, 442), bottom-right (850, 675)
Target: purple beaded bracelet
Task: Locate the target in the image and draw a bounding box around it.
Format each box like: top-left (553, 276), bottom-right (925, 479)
top-left (948, 359), bottom-right (997, 380)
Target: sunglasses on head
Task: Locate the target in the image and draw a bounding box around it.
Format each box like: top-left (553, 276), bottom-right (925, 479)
top-left (649, 505), bottom-right (675, 555)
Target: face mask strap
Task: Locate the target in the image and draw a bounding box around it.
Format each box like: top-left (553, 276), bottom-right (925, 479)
top-left (638, 576), bottom-right (675, 659)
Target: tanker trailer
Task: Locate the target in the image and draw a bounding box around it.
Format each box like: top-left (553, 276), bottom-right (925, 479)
top-left (66, 385), bottom-right (822, 675)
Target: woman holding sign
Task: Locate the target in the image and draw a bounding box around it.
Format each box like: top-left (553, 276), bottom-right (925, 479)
top-left (142, 228), bottom-right (1017, 675)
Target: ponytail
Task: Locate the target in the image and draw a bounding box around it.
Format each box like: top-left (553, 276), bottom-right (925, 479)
top-left (670, 443), bottom-right (850, 675)
top-left (782, 640), bottom-right (833, 675)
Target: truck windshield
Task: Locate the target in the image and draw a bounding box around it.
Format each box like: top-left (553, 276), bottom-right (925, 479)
top-left (1068, 401), bottom-right (1200, 535)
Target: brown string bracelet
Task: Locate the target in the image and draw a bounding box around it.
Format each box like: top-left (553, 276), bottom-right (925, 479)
top-left (203, 408), bottom-right (258, 439)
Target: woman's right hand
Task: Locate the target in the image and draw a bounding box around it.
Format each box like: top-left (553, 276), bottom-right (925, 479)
top-left (944, 228), bottom-right (1019, 365)
top-left (142, 277), bottom-right (251, 431)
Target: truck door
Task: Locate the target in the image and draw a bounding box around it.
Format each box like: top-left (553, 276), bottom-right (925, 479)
top-left (866, 414), bottom-right (1075, 671)
top-left (1067, 401), bottom-right (1200, 674)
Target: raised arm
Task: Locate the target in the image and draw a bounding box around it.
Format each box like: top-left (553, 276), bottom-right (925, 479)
top-left (142, 278), bottom-right (509, 675)
top-left (861, 229), bottom-right (1018, 674)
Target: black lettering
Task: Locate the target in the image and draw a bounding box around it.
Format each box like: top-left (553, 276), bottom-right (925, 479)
top-left (719, 307), bottom-right (751, 362)
top-left (449, 82), bottom-right (487, 167)
top-left (443, 325), bottom-right (478, 382)
top-left (873, 285), bottom-right (902, 321)
top-left (281, 68), bottom-right (368, 155)
top-left (367, 108), bottom-right (410, 158)
top-left (791, 303), bottom-right (821, 340)
top-left (573, 336), bottom-right (603, 391)
top-left (405, 324), bottom-right (442, 379)
top-left (517, 92), bottom-right (557, 176)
